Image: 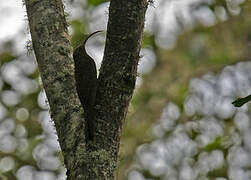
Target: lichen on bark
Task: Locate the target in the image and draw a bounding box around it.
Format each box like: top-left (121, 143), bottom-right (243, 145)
top-left (24, 0), bottom-right (148, 179)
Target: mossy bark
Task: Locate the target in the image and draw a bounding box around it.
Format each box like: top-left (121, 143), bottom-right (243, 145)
top-left (94, 0), bottom-right (148, 166)
top-left (24, 0), bottom-right (148, 179)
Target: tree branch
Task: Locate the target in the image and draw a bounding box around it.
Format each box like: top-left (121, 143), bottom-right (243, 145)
top-left (94, 0), bottom-right (148, 159)
top-left (24, 0), bottom-right (88, 178)
top-left (25, 0), bottom-right (148, 179)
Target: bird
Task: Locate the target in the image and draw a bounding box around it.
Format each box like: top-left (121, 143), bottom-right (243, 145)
top-left (73, 30), bottom-right (102, 141)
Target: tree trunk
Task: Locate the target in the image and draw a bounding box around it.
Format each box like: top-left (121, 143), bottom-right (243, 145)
top-left (24, 0), bottom-right (148, 179)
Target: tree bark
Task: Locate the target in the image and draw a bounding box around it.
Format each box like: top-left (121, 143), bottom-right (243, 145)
top-left (24, 0), bottom-right (148, 179)
top-left (94, 0), bottom-right (148, 166)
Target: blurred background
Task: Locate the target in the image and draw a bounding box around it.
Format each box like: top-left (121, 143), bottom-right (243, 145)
top-left (0, 0), bottom-right (251, 179)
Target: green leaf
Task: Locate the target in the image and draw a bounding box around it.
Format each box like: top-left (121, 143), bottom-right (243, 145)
top-left (232, 94), bottom-right (251, 107)
top-left (87, 0), bottom-right (106, 6)
top-left (70, 20), bottom-right (86, 49)
top-left (203, 136), bottom-right (222, 151)
top-left (0, 52), bottom-right (15, 64)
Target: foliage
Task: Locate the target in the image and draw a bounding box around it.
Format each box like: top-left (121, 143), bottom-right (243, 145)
top-left (232, 95), bottom-right (251, 107)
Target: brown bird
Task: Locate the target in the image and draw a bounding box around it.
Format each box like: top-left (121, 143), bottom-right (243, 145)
top-left (73, 30), bottom-right (102, 141)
